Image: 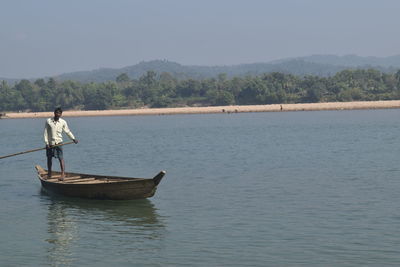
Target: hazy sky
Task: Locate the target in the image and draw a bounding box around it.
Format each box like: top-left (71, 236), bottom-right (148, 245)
top-left (1, 0), bottom-right (400, 78)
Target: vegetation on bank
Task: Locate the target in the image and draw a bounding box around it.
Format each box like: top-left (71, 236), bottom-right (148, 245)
top-left (1, 69), bottom-right (400, 112)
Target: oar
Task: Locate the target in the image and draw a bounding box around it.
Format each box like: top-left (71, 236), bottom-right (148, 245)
top-left (0, 141), bottom-right (75, 160)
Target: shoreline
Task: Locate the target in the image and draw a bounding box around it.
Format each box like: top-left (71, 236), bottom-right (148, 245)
top-left (2, 100), bottom-right (400, 119)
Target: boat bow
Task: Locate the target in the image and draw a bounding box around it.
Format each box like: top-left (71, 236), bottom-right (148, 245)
top-left (153, 171), bottom-right (166, 186)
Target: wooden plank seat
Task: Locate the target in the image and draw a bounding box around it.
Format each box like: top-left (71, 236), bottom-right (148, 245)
top-left (61, 177), bottom-right (96, 183)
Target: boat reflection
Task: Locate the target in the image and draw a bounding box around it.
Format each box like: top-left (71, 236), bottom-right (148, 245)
top-left (42, 189), bottom-right (165, 266)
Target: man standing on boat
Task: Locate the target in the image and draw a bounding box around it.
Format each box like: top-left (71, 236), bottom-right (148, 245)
top-left (44, 107), bottom-right (78, 180)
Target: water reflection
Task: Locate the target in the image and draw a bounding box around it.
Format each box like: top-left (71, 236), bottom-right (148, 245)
top-left (46, 199), bottom-right (77, 267)
top-left (41, 190), bottom-right (165, 267)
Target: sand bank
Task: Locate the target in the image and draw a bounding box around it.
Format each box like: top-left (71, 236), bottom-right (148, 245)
top-left (2, 100), bottom-right (400, 119)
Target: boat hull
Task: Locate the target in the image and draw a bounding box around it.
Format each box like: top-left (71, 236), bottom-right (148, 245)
top-left (35, 165), bottom-right (165, 200)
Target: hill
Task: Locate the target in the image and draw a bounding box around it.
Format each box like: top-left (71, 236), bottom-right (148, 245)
top-left (55, 55), bottom-right (400, 83)
top-left (2, 55), bottom-right (400, 84)
top-left (285, 54), bottom-right (400, 67)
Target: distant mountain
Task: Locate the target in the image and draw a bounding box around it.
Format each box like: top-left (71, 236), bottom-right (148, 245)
top-left (2, 55), bottom-right (400, 84)
top-left (55, 58), bottom-right (399, 83)
top-left (275, 54), bottom-right (400, 68)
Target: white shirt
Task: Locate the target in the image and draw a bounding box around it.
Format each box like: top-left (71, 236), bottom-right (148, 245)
top-left (44, 118), bottom-right (75, 145)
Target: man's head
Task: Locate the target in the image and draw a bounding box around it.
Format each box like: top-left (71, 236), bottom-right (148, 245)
top-left (54, 107), bottom-right (63, 120)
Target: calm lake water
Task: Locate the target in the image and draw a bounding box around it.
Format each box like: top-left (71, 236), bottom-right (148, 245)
top-left (1, 109), bottom-right (400, 266)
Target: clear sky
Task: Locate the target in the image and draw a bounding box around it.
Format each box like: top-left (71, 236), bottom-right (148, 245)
top-left (1, 0), bottom-right (400, 78)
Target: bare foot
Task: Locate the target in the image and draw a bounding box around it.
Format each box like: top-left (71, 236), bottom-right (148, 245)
top-left (58, 173), bottom-right (65, 181)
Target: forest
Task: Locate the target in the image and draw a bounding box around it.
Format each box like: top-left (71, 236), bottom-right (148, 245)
top-left (1, 68), bottom-right (400, 112)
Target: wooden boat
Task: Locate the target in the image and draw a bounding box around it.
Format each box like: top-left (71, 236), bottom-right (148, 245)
top-left (35, 165), bottom-right (166, 200)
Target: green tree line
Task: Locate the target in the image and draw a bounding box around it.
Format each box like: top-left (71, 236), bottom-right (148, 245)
top-left (1, 69), bottom-right (400, 112)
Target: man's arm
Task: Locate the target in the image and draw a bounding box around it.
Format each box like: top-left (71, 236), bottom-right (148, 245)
top-left (44, 120), bottom-right (49, 146)
top-left (63, 121), bottom-right (78, 143)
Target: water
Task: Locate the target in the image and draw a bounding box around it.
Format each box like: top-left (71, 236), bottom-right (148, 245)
top-left (1, 109), bottom-right (400, 266)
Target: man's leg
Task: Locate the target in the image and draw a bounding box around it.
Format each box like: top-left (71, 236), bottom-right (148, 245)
top-left (59, 158), bottom-right (65, 181)
top-left (47, 156), bottom-right (52, 179)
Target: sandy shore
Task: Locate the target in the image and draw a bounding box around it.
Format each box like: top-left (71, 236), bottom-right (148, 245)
top-left (2, 100), bottom-right (400, 119)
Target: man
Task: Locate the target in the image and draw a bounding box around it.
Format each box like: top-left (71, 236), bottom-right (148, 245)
top-left (44, 108), bottom-right (78, 180)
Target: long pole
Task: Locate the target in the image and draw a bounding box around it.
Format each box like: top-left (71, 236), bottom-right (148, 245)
top-left (0, 141), bottom-right (75, 160)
